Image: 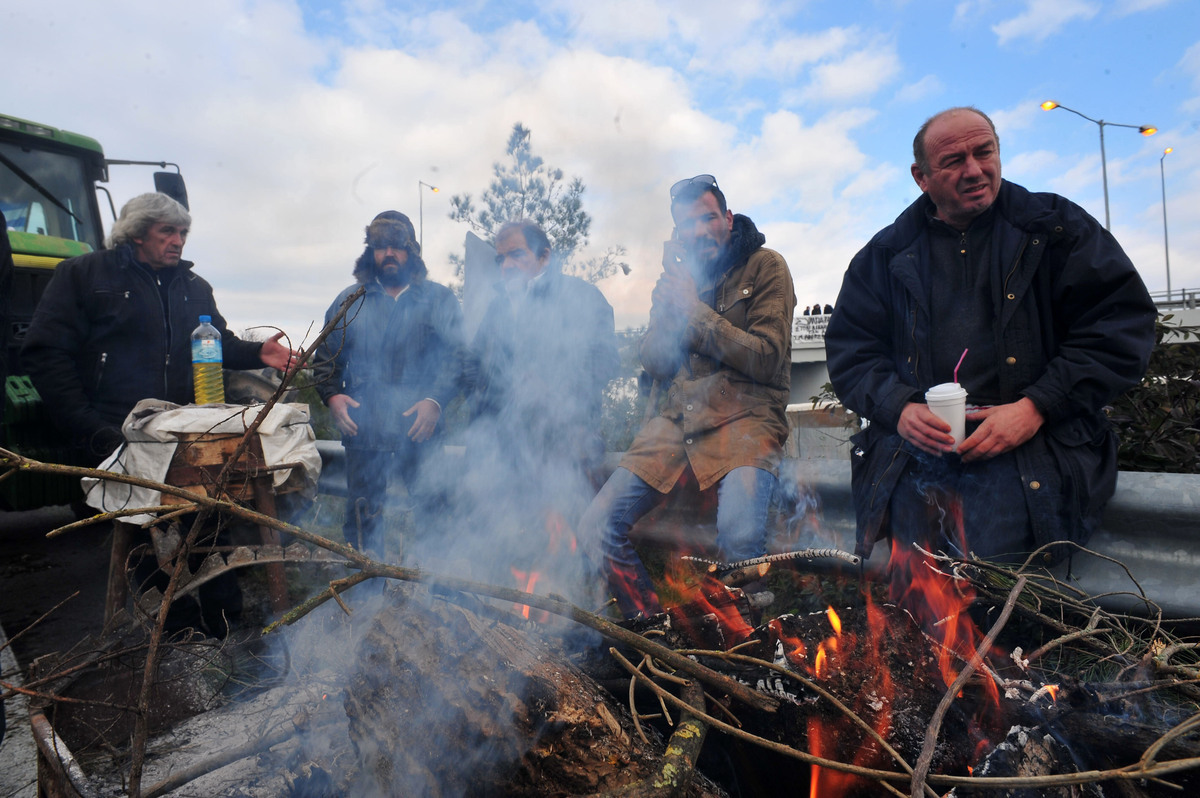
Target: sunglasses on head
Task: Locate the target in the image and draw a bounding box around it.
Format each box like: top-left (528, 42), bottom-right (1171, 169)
top-left (669, 174), bottom-right (718, 201)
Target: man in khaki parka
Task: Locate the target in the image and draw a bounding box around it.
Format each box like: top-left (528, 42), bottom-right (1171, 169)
top-left (578, 175), bottom-right (796, 616)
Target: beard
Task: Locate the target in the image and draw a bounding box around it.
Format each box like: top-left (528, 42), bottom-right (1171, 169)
top-left (686, 236), bottom-right (725, 274)
top-left (377, 257), bottom-right (412, 287)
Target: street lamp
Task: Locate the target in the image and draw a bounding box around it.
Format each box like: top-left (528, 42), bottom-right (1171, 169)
top-left (418, 180), bottom-right (439, 251)
top-left (1040, 100), bottom-right (1157, 231)
top-left (1160, 147), bottom-right (1173, 300)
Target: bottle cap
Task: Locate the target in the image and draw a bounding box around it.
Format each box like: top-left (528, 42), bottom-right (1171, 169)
top-left (199, 315), bottom-right (211, 323)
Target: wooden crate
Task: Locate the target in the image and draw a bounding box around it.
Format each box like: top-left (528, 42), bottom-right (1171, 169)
top-left (162, 431), bottom-right (268, 504)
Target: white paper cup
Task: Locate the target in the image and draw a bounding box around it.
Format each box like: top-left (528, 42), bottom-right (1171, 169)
top-left (925, 382), bottom-right (967, 449)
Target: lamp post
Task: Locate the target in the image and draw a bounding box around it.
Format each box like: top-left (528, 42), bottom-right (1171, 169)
top-left (1040, 101), bottom-right (1157, 231)
top-left (418, 180), bottom-right (439, 251)
top-left (1160, 147), bottom-right (1173, 300)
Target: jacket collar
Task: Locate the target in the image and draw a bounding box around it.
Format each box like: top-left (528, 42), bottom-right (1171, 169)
top-left (705, 213), bottom-right (766, 281)
top-left (115, 242), bottom-right (195, 275)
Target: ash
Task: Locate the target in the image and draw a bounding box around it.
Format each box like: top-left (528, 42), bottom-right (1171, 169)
top-left (81, 591), bottom-right (382, 797)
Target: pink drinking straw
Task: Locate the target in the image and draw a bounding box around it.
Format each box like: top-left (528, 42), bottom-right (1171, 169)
top-left (953, 348), bottom-right (969, 384)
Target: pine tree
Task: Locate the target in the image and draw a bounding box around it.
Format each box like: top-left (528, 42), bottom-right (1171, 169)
top-left (448, 123), bottom-right (627, 287)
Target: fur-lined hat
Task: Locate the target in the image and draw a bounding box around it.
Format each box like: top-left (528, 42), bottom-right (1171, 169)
top-left (365, 211), bottom-right (417, 251)
top-left (353, 210), bottom-right (426, 284)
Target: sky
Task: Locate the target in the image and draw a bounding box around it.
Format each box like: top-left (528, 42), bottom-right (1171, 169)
top-left (4, 0), bottom-right (1198, 344)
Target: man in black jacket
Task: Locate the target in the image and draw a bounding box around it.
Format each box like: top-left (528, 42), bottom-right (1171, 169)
top-left (22, 192), bottom-right (297, 462)
top-left (825, 107), bottom-right (1156, 566)
top-left (22, 192), bottom-right (299, 637)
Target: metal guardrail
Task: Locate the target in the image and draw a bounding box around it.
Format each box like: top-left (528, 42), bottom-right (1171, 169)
top-left (1150, 287), bottom-right (1200, 309)
top-left (315, 442), bottom-right (1200, 619)
top-left (786, 460), bottom-right (1200, 620)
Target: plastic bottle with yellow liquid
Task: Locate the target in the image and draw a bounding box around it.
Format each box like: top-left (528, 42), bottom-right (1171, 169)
top-left (191, 315), bottom-right (225, 404)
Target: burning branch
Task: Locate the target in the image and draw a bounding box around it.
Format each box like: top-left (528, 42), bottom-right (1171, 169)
top-left (909, 575), bottom-right (1027, 798)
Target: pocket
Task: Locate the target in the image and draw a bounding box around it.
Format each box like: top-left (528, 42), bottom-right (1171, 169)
top-left (1048, 418), bottom-right (1116, 512)
top-left (718, 282), bottom-right (754, 328)
top-left (89, 287), bottom-right (136, 328)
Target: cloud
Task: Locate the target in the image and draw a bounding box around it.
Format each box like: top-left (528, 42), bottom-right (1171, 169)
top-left (988, 100), bottom-right (1045, 137)
top-left (991, 0), bottom-right (1100, 46)
top-left (722, 27), bottom-right (859, 81)
top-left (1179, 40), bottom-right (1200, 89)
top-left (893, 75), bottom-right (944, 105)
top-left (795, 37), bottom-right (903, 103)
top-left (1113, 0), bottom-right (1173, 15)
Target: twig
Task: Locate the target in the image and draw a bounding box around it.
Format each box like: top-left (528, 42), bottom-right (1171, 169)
top-left (44, 506), bottom-right (179, 537)
top-left (589, 668), bottom-right (709, 797)
top-left (643, 656), bottom-right (691, 686)
top-left (627, 666), bottom-right (650, 744)
top-left (909, 575), bottom-right (1026, 798)
top-left (1026, 607), bottom-right (1106, 663)
top-left (1140, 711), bottom-right (1200, 770)
top-left (262, 572), bottom-right (371, 634)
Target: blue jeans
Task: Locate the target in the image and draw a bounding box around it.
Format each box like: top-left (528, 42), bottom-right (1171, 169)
top-left (887, 448), bottom-right (1035, 562)
top-left (579, 466), bottom-right (776, 617)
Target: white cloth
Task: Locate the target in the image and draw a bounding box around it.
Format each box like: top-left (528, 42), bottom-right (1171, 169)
top-left (83, 400), bottom-right (322, 523)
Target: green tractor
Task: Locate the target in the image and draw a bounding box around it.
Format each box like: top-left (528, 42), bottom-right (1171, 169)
top-left (1, 112), bottom-right (188, 509)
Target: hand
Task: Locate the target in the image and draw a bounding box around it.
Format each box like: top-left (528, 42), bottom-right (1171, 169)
top-left (403, 399), bottom-right (441, 443)
top-left (259, 331), bottom-right (304, 373)
top-left (327, 393), bottom-right (360, 437)
top-left (661, 239), bottom-right (687, 272)
top-left (897, 402), bottom-right (955, 456)
top-left (651, 253), bottom-right (700, 316)
top-left (958, 398), bottom-right (1044, 463)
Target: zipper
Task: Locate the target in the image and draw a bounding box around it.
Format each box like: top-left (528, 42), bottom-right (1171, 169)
top-left (1002, 235), bottom-right (1029, 297)
top-left (94, 352), bottom-right (108, 392)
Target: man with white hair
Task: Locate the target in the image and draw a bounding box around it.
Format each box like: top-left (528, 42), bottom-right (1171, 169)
top-left (22, 192), bottom-right (299, 636)
top-left (23, 192), bottom-right (297, 462)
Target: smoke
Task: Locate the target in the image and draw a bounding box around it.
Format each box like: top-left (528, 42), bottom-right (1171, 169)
top-left (413, 242), bottom-right (620, 616)
top-left (281, 232), bottom-right (623, 794)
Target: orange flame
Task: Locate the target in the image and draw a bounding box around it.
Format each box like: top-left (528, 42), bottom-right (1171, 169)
top-left (669, 575), bottom-right (754, 648)
top-left (801, 595), bottom-right (897, 792)
top-left (887, 540), bottom-right (1001, 711)
top-left (609, 562), bottom-right (660, 617)
top-left (769, 618), bottom-right (807, 667)
top-left (511, 567), bottom-right (543, 621)
top-left (805, 599), bottom-right (895, 797)
top-left (826, 606), bottom-right (842, 636)
top-left (543, 510), bottom-right (577, 555)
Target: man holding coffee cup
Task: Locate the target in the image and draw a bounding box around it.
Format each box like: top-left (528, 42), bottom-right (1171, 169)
top-left (825, 106), bottom-right (1156, 565)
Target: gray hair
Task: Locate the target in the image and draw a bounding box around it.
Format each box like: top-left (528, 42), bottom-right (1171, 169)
top-left (106, 193), bottom-right (191, 248)
top-left (912, 106), bottom-right (999, 175)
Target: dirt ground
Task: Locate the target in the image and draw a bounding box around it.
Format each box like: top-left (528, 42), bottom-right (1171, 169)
top-left (0, 504), bottom-right (109, 673)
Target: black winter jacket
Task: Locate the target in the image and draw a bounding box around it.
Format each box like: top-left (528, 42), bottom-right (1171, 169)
top-left (825, 180), bottom-right (1156, 562)
top-left (21, 245), bottom-right (263, 459)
